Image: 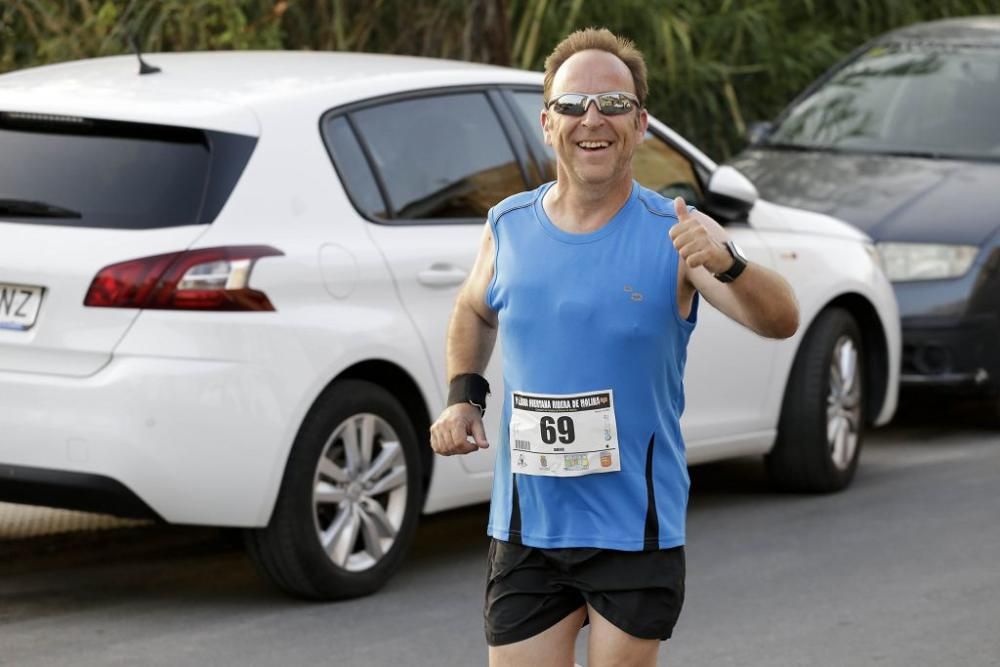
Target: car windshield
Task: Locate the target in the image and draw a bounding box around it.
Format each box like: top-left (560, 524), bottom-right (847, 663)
top-left (765, 43), bottom-right (1000, 161)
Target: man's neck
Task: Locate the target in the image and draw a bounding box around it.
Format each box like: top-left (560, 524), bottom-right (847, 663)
top-left (542, 174), bottom-right (634, 234)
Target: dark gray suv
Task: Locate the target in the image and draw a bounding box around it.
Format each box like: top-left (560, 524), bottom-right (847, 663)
top-left (731, 16), bottom-right (1000, 414)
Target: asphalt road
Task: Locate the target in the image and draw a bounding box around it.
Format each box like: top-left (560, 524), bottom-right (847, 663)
top-left (1, 409), bottom-right (998, 667)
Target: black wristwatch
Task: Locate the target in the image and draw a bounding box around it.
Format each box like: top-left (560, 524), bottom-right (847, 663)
top-left (714, 240), bottom-right (748, 283)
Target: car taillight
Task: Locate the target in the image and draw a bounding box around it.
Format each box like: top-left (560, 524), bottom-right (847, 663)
top-left (84, 246), bottom-right (283, 311)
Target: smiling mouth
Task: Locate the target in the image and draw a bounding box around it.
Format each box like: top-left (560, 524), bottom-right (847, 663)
top-left (576, 140), bottom-right (611, 152)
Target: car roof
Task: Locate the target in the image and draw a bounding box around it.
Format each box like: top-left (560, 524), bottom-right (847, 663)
top-left (0, 51), bottom-right (543, 135)
top-left (880, 16), bottom-right (1000, 46)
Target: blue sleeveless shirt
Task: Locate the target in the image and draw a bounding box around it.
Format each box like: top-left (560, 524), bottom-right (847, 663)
top-left (485, 180), bottom-right (697, 551)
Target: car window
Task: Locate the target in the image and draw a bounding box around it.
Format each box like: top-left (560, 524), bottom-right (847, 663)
top-left (324, 116), bottom-right (388, 219)
top-left (511, 90), bottom-right (553, 161)
top-left (511, 90), bottom-right (545, 135)
top-left (0, 113), bottom-right (253, 229)
top-left (509, 91), bottom-right (703, 206)
top-left (509, 91), bottom-right (556, 181)
top-left (767, 44), bottom-right (1000, 159)
top-left (633, 133), bottom-right (704, 205)
top-left (347, 93), bottom-right (527, 221)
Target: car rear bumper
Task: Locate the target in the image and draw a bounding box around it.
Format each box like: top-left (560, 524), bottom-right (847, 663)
top-left (0, 464), bottom-right (161, 520)
top-left (0, 355), bottom-right (294, 527)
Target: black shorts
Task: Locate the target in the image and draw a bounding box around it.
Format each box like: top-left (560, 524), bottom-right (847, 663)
top-left (484, 538), bottom-right (685, 646)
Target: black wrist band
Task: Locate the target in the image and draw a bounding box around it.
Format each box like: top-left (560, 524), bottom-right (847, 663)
top-left (448, 373), bottom-right (491, 416)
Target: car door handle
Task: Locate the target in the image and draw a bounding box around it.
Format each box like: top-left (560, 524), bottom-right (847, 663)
top-left (417, 264), bottom-right (467, 287)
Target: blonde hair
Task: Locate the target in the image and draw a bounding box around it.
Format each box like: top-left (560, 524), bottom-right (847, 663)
top-left (543, 28), bottom-right (648, 107)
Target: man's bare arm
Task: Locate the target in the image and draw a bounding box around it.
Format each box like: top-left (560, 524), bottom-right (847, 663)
top-left (431, 222), bottom-right (499, 456)
top-left (446, 224), bottom-right (499, 379)
top-left (670, 197), bottom-right (799, 339)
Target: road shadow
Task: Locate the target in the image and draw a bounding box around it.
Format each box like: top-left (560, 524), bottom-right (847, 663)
top-left (889, 392), bottom-right (999, 433)
top-left (2, 394), bottom-right (993, 607)
top-left (0, 502), bottom-right (494, 610)
top-left (407, 502), bottom-right (491, 563)
top-left (688, 392), bottom-right (998, 502)
top-left (0, 528), bottom-right (281, 622)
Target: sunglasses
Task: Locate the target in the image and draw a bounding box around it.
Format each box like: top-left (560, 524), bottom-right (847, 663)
top-left (545, 91), bottom-right (640, 116)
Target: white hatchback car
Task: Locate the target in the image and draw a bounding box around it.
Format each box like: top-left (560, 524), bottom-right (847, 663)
top-left (0, 52), bottom-right (899, 599)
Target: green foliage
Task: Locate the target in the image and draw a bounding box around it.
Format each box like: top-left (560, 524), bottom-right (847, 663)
top-left (519, 0), bottom-right (1000, 158)
top-left (2, 0), bottom-right (998, 158)
top-left (0, 0), bottom-right (284, 69)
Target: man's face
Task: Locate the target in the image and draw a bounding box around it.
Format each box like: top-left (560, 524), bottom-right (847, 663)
top-left (542, 49), bottom-right (648, 188)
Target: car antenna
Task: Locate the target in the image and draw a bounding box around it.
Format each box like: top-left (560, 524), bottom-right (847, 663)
top-left (128, 34), bottom-right (161, 75)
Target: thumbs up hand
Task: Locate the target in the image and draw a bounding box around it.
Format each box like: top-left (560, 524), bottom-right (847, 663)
top-left (668, 197), bottom-right (734, 275)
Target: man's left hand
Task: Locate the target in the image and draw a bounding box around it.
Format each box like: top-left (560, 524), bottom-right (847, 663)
top-left (668, 196), bottom-right (733, 275)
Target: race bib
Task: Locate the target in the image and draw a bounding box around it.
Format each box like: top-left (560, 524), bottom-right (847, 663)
top-left (509, 389), bottom-right (621, 477)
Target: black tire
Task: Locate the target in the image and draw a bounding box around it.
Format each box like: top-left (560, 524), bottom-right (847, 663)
top-left (766, 308), bottom-right (865, 493)
top-left (245, 379), bottom-right (423, 600)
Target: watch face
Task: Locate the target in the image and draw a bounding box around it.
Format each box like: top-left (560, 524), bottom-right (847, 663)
top-left (729, 241), bottom-right (748, 263)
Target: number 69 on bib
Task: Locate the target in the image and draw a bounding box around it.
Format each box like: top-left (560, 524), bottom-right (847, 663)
top-left (508, 389), bottom-right (621, 477)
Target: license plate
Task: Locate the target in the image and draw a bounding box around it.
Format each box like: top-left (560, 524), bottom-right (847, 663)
top-left (0, 283), bottom-right (44, 331)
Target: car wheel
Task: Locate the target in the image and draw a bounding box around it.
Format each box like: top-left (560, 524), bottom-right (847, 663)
top-left (245, 379), bottom-right (422, 599)
top-left (766, 308), bottom-right (864, 493)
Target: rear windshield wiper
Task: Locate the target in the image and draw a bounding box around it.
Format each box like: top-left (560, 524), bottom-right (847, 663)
top-left (0, 198), bottom-right (82, 219)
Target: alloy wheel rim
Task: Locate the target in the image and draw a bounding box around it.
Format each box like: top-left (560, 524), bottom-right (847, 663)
top-left (826, 335), bottom-right (862, 471)
top-left (312, 413), bottom-right (408, 572)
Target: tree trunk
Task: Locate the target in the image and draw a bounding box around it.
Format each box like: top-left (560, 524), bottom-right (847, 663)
top-left (463, 0), bottom-right (510, 66)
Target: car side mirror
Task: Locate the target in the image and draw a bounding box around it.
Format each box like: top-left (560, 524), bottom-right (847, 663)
top-left (746, 121), bottom-right (773, 145)
top-left (704, 165), bottom-right (758, 223)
